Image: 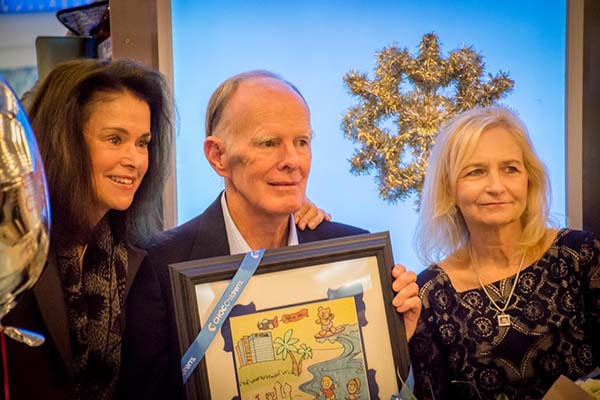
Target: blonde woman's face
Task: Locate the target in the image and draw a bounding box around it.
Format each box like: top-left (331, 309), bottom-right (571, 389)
top-left (455, 127), bottom-right (528, 231)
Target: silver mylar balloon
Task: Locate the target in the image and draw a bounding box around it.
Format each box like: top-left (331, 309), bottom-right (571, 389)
top-left (0, 76), bottom-right (50, 346)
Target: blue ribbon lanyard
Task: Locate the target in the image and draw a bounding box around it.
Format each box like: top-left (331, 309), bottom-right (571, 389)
top-left (180, 249), bottom-right (265, 383)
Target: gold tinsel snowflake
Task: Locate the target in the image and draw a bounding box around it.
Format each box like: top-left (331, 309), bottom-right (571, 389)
top-left (342, 33), bottom-right (514, 203)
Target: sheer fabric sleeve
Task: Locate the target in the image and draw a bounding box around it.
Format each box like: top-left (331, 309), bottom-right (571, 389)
top-left (409, 279), bottom-right (450, 400)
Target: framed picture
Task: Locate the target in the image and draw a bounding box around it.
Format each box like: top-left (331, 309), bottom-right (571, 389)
top-left (169, 232), bottom-right (410, 400)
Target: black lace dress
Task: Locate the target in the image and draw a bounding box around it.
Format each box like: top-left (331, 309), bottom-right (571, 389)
top-left (409, 229), bottom-right (600, 400)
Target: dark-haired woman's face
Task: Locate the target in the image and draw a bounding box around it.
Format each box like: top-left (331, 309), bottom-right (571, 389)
top-left (84, 90), bottom-right (151, 224)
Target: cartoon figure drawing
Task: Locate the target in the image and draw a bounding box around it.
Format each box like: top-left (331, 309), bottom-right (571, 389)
top-left (346, 378), bottom-right (360, 400)
top-left (320, 375), bottom-right (336, 400)
top-left (315, 306), bottom-right (344, 338)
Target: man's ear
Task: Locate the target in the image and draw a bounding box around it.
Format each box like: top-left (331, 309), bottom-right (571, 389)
top-left (204, 136), bottom-right (229, 177)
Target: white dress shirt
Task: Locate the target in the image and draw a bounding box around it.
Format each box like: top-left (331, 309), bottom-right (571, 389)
top-left (220, 192), bottom-right (299, 255)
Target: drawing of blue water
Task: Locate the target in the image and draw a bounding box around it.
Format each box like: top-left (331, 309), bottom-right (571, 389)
top-left (300, 324), bottom-right (376, 399)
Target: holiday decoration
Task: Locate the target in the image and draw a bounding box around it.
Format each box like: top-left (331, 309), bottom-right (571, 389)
top-left (342, 33), bottom-right (514, 204)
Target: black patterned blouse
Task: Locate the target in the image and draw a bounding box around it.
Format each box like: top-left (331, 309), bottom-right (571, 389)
top-left (409, 229), bottom-right (600, 400)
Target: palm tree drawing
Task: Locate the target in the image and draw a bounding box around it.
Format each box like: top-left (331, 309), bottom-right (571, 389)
top-left (274, 329), bottom-right (313, 376)
top-left (296, 343), bottom-right (313, 374)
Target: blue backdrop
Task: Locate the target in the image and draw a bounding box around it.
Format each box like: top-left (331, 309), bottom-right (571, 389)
top-left (171, 0), bottom-right (566, 270)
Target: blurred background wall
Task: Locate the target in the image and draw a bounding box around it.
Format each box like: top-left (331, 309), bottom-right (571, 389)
top-left (3, 0), bottom-right (599, 271)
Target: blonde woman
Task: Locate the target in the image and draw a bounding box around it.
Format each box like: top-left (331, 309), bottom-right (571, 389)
top-left (408, 106), bottom-right (599, 399)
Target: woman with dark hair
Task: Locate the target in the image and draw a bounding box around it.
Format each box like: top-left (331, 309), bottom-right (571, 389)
top-left (405, 106), bottom-right (599, 399)
top-left (2, 58), bottom-right (173, 399)
top-left (27, 58), bottom-right (172, 249)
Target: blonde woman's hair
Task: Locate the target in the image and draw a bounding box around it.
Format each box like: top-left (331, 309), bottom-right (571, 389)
top-left (415, 106), bottom-right (552, 265)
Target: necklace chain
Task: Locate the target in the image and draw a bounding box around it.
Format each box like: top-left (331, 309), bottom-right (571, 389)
top-left (468, 246), bottom-right (525, 317)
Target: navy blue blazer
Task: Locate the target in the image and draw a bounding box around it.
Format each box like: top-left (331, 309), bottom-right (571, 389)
top-left (117, 195), bottom-right (368, 399)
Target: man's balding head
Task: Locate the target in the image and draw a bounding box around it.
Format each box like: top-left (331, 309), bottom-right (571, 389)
top-left (205, 70), bottom-right (308, 139)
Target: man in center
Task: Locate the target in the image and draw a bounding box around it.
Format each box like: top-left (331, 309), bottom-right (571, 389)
top-left (199, 70), bottom-right (366, 252)
top-left (118, 71), bottom-right (420, 398)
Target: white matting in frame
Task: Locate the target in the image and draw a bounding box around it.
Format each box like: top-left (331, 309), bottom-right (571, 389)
top-left (197, 256), bottom-right (395, 399)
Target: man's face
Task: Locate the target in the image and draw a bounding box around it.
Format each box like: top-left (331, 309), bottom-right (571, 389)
top-left (214, 77), bottom-right (312, 221)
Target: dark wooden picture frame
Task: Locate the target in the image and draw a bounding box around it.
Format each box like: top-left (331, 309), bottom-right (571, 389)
top-left (169, 232), bottom-right (410, 399)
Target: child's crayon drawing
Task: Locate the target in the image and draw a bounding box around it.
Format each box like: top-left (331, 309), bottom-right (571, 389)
top-left (228, 297), bottom-right (370, 400)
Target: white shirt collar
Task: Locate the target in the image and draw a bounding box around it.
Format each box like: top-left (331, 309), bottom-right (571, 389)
top-left (221, 191), bottom-right (299, 255)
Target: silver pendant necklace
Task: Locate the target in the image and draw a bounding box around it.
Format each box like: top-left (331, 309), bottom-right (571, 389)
top-left (469, 246), bottom-right (526, 327)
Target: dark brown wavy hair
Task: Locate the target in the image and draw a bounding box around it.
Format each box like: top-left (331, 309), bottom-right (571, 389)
top-left (26, 59), bottom-right (173, 247)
